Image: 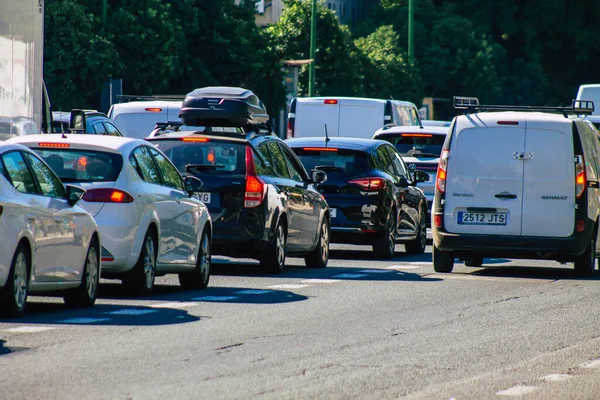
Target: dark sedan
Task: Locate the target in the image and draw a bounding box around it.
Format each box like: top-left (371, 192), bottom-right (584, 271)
top-left (287, 137), bottom-right (429, 259)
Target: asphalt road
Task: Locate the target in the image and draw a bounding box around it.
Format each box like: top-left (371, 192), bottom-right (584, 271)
top-left (2, 241), bottom-right (600, 400)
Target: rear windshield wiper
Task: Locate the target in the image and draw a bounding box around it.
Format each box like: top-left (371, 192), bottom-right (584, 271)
top-left (314, 165), bottom-right (343, 171)
top-left (185, 164), bottom-right (226, 172)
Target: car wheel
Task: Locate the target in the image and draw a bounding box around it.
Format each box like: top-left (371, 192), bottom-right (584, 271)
top-left (574, 234), bottom-right (596, 278)
top-left (433, 244), bottom-right (454, 273)
top-left (373, 210), bottom-right (396, 259)
top-left (260, 222), bottom-right (286, 274)
top-left (64, 240), bottom-right (99, 307)
top-left (405, 209), bottom-right (427, 255)
top-left (125, 231), bottom-right (157, 296)
top-left (0, 243), bottom-right (29, 318)
top-left (464, 256), bottom-right (483, 267)
top-left (179, 230), bottom-right (211, 289)
top-left (304, 218), bottom-right (329, 268)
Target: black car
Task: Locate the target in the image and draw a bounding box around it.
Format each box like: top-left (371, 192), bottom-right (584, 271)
top-left (286, 137), bottom-right (429, 259)
top-left (147, 126), bottom-right (331, 273)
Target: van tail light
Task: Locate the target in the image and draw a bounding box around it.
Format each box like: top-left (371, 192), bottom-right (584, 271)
top-left (244, 146), bottom-right (266, 208)
top-left (575, 154), bottom-right (586, 198)
top-left (433, 214), bottom-right (443, 228)
top-left (348, 177), bottom-right (386, 191)
top-left (436, 149), bottom-right (449, 194)
top-left (286, 119), bottom-right (294, 138)
top-left (82, 188), bottom-right (134, 203)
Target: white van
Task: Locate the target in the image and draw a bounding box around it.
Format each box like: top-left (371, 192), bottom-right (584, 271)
top-left (107, 100), bottom-right (185, 139)
top-left (432, 97), bottom-right (600, 277)
top-left (286, 97), bottom-right (421, 139)
top-left (576, 84), bottom-right (600, 116)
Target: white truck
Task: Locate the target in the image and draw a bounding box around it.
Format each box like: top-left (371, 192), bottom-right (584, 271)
top-left (0, 0), bottom-right (52, 140)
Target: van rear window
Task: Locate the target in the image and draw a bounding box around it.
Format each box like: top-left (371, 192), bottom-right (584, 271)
top-left (153, 140), bottom-right (246, 174)
top-left (33, 149), bottom-right (123, 182)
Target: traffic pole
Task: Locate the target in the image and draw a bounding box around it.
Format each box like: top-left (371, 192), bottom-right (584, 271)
top-left (308, 0), bottom-right (317, 97)
top-left (408, 0), bottom-right (414, 63)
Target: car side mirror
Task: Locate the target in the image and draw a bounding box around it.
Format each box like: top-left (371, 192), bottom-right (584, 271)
top-left (66, 184), bottom-right (86, 206)
top-left (311, 169), bottom-right (327, 185)
top-left (69, 109), bottom-right (86, 133)
top-left (413, 170), bottom-right (430, 184)
top-left (184, 175), bottom-right (204, 196)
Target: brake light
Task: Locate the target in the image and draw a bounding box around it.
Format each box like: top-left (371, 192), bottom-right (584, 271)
top-left (182, 137), bottom-right (209, 142)
top-left (207, 148), bottom-right (215, 164)
top-left (83, 188), bottom-right (134, 203)
top-left (145, 108), bottom-right (162, 112)
top-left (324, 99), bottom-right (338, 104)
top-left (401, 133), bottom-right (433, 138)
top-left (576, 154), bottom-right (586, 198)
top-left (349, 177), bottom-right (386, 191)
top-left (302, 147), bottom-right (338, 152)
top-left (286, 120), bottom-right (294, 138)
top-left (244, 146), bottom-right (266, 208)
top-left (433, 214), bottom-right (443, 228)
top-left (436, 149), bottom-right (449, 194)
top-left (38, 142), bottom-right (70, 148)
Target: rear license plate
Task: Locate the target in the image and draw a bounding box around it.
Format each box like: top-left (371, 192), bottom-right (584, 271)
top-left (193, 192), bottom-right (211, 203)
top-left (458, 211), bottom-right (507, 225)
top-left (330, 208), bottom-right (337, 218)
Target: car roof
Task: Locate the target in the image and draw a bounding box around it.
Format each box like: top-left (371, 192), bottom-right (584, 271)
top-left (286, 136), bottom-right (389, 151)
top-left (5, 133), bottom-right (147, 153)
top-left (374, 125), bottom-right (448, 136)
top-left (0, 142), bottom-right (38, 154)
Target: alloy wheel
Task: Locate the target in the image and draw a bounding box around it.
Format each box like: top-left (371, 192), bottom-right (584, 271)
top-left (200, 234), bottom-right (211, 282)
top-left (320, 222), bottom-right (330, 262)
top-left (143, 236), bottom-right (156, 289)
top-left (276, 225), bottom-right (285, 266)
top-left (13, 251), bottom-right (28, 310)
top-left (86, 246), bottom-right (99, 299)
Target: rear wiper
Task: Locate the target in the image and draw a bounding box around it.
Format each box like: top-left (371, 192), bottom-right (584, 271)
top-left (185, 164), bottom-right (226, 172)
top-left (315, 165), bottom-right (343, 171)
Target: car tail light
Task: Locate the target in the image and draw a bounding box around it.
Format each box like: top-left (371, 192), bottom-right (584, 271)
top-left (38, 142), bottom-right (70, 148)
top-left (433, 214), bottom-right (443, 228)
top-left (286, 120), bottom-right (294, 138)
top-left (436, 149), bottom-right (449, 194)
top-left (302, 147), bottom-right (338, 152)
top-left (83, 188), bottom-right (134, 203)
top-left (324, 99), bottom-right (338, 104)
top-left (145, 108), bottom-right (162, 112)
top-left (577, 220), bottom-right (585, 232)
top-left (348, 177), bottom-right (386, 191)
top-left (576, 154), bottom-right (586, 198)
top-left (182, 137), bottom-right (209, 142)
top-left (401, 133), bottom-right (433, 138)
top-left (244, 146), bottom-right (266, 208)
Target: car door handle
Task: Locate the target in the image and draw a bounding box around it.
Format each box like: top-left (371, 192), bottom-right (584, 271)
top-left (495, 193), bottom-right (517, 199)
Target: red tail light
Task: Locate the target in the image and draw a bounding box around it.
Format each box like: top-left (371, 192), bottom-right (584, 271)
top-left (576, 155), bottom-right (586, 198)
top-left (324, 99), bottom-right (338, 104)
top-left (83, 188), bottom-right (134, 203)
top-left (436, 149), bottom-right (449, 194)
top-left (145, 108), bottom-right (162, 112)
top-left (349, 177), bottom-right (386, 191)
top-left (182, 137), bottom-right (209, 142)
top-left (286, 120), bottom-right (294, 138)
top-left (433, 214), bottom-right (443, 228)
top-left (244, 146), bottom-right (266, 208)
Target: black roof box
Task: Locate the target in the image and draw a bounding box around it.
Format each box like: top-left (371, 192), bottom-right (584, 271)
top-left (179, 86), bottom-right (269, 127)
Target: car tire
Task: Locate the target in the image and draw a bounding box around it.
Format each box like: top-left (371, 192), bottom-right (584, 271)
top-left (0, 243), bottom-right (29, 318)
top-left (405, 209), bottom-right (427, 255)
top-left (179, 230), bottom-right (211, 290)
top-left (304, 218), bottom-right (329, 268)
top-left (433, 244), bottom-right (454, 273)
top-left (124, 231), bottom-right (157, 296)
top-left (464, 256), bottom-right (483, 267)
top-left (64, 240), bottom-right (100, 307)
top-left (574, 234), bottom-right (596, 278)
top-left (373, 210), bottom-right (396, 259)
top-left (260, 222), bottom-right (286, 274)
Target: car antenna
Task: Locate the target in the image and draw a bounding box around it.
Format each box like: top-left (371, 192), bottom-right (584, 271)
top-left (324, 123), bottom-right (330, 143)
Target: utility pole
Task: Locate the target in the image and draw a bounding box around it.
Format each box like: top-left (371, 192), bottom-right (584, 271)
top-left (308, 0), bottom-right (317, 97)
top-left (408, 0), bottom-right (414, 63)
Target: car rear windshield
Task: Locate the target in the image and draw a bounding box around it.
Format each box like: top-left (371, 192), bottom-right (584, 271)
top-left (291, 147), bottom-right (369, 174)
top-left (33, 149), bottom-right (123, 182)
top-left (381, 133), bottom-right (445, 157)
top-left (152, 139), bottom-right (246, 174)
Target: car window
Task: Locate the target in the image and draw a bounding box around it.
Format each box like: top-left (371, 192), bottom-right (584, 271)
top-left (376, 146), bottom-right (395, 175)
top-left (130, 146), bottom-right (162, 184)
top-left (252, 147), bottom-right (275, 176)
top-left (104, 122), bottom-right (122, 137)
top-left (34, 148), bottom-right (123, 183)
top-left (259, 141), bottom-right (290, 179)
top-left (1, 151), bottom-right (38, 194)
top-left (278, 144), bottom-right (305, 182)
top-left (385, 145), bottom-right (409, 179)
top-left (23, 152), bottom-right (67, 199)
top-left (148, 148), bottom-right (185, 191)
top-left (91, 122), bottom-right (108, 135)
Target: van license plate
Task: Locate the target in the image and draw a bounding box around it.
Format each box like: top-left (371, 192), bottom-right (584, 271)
top-left (458, 212), bottom-right (507, 225)
top-left (194, 192), bottom-right (211, 203)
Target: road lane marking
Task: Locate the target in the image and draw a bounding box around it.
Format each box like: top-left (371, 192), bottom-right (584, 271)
top-left (300, 279), bottom-right (340, 284)
top-left (386, 265), bottom-right (424, 270)
top-left (234, 290), bottom-right (274, 295)
top-left (359, 269), bottom-right (393, 274)
top-left (192, 296), bottom-right (239, 301)
top-left (57, 318), bottom-right (111, 324)
top-left (581, 359), bottom-right (600, 368)
top-left (540, 374), bottom-right (571, 382)
top-left (104, 309), bottom-right (158, 316)
top-left (151, 302), bottom-right (201, 309)
top-left (1, 326), bottom-right (56, 333)
top-left (266, 284), bottom-right (310, 289)
top-left (496, 385), bottom-right (537, 396)
top-left (332, 273), bottom-right (369, 279)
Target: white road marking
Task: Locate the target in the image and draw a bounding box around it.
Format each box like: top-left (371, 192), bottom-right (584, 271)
top-left (267, 284), bottom-right (310, 289)
top-left (192, 296), bottom-right (239, 301)
top-left (359, 269), bottom-right (393, 274)
top-left (300, 279), bottom-right (340, 284)
top-left (57, 318), bottom-right (111, 324)
top-left (426, 274), bottom-right (504, 282)
top-left (332, 273), bottom-right (369, 279)
top-left (496, 385), bottom-right (538, 396)
top-left (104, 309), bottom-right (158, 316)
top-left (1, 326), bottom-right (56, 333)
top-left (234, 289), bottom-right (274, 295)
top-left (540, 374), bottom-right (572, 382)
top-left (150, 302), bottom-right (201, 309)
top-left (581, 359), bottom-right (600, 369)
top-left (386, 265), bottom-right (424, 270)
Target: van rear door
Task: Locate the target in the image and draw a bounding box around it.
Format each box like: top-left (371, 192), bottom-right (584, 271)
top-left (294, 98), bottom-right (340, 138)
top-left (338, 99), bottom-right (385, 138)
top-left (444, 118), bottom-right (525, 236)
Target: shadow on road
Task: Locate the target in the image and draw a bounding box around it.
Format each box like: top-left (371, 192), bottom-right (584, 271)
top-left (471, 264), bottom-right (600, 280)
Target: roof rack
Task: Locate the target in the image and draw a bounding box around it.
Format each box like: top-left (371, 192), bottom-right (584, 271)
top-left (453, 96), bottom-right (595, 117)
top-left (116, 94), bottom-right (186, 103)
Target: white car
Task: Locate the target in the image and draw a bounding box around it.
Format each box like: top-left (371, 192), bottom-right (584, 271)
top-left (8, 134), bottom-right (213, 295)
top-left (0, 143), bottom-right (100, 317)
top-left (108, 100), bottom-right (184, 139)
